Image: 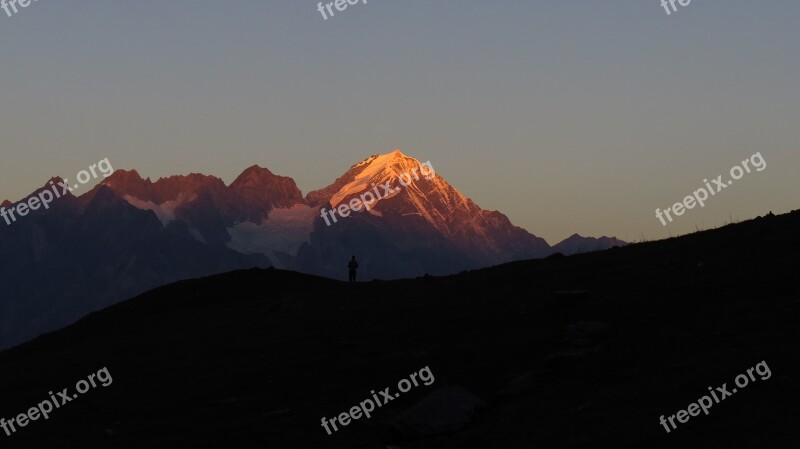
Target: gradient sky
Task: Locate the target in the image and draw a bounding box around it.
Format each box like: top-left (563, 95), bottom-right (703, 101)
top-left (1, 0), bottom-right (798, 244)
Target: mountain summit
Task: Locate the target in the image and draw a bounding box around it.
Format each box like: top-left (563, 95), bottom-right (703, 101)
top-left (306, 150), bottom-right (551, 268)
top-left (229, 165), bottom-right (306, 214)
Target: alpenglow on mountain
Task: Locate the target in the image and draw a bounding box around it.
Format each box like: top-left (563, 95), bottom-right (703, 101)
top-left (94, 150), bottom-right (623, 277)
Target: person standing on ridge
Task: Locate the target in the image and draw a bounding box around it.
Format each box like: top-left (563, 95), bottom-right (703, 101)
top-left (348, 256), bottom-right (359, 283)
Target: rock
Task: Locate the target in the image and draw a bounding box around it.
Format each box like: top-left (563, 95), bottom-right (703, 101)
top-left (497, 371), bottom-right (536, 397)
top-left (390, 386), bottom-right (486, 437)
top-left (565, 321), bottom-right (611, 338)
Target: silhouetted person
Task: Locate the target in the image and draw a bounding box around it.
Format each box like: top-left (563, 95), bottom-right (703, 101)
top-left (348, 256), bottom-right (359, 283)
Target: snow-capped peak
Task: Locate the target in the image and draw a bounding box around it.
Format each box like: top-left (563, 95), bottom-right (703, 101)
top-left (328, 150), bottom-right (440, 209)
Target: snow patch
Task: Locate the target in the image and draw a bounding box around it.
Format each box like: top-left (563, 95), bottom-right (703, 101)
top-left (329, 151), bottom-right (431, 209)
top-left (226, 205), bottom-right (318, 266)
top-left (122, 193), bottom-right (196, 226)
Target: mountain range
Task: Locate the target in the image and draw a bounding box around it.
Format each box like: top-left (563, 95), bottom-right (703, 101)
top-left (0, 209), bottom-right (794, 448)
top-left (0, 150), bottom-right (624, 350)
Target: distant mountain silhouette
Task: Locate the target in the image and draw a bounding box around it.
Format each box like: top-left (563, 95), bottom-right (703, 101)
top-left (0, 150), bottom-right (624, 349)
top-left (0, 180), bottom-right (268, 350)
top-left (0, 209), bottom-right (795, 448)
top-left (551, 233), bottom-right (628, 254)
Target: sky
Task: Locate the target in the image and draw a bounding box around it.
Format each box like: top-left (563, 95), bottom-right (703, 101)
top-left (1, 0), bottom-right (798, 244)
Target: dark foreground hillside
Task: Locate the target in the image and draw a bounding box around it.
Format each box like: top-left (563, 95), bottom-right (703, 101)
top-left (0, 210), bottom-right (798, 448)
